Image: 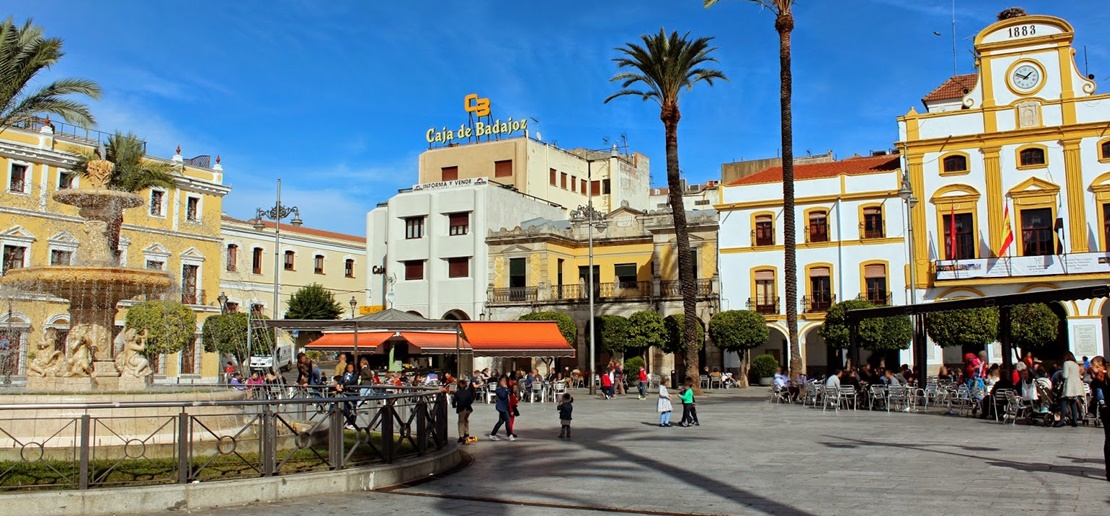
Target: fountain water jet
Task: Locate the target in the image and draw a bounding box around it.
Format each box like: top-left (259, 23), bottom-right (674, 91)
top-left (0, 156), bottom-right (172, 391)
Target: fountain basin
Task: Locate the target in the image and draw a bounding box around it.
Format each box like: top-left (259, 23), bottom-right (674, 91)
top-left (0, 266), bottom-right (173, 304)
top-left (53, 188), bottom-right (143, 211)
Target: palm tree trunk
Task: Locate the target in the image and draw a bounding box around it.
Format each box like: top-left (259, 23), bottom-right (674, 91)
top-left (661, 104), bottom-right (702, 395)
top-left (776, 12), bottom-right (801, 378)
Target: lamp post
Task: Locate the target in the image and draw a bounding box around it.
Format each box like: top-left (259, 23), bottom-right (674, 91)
top-left (349, 296), bottom-right (357, 320)
top-left (571, 145), bottom-right (617, 395)
top-left (898, 171), bottom-right (923, 375)
top-left (217, 292), bottom-right (228, 316)
top-left (251, 179), bottom-right (301, 366)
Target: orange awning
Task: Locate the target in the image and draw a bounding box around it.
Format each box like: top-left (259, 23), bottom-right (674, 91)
top-left (399, 332), bottom-right (470, 354)
top-left (461, 321), bottom-right (576, 357)
top-left (305, 331), bottom-right (392, 353)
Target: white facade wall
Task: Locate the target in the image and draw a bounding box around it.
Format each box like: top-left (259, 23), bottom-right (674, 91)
top-left (365, 183), bottom-right (565, 320)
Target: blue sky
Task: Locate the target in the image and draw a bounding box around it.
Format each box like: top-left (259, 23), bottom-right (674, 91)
top-left (12, 1), bottom-right (1109, 235)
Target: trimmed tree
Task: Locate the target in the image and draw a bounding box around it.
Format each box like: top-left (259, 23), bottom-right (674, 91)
top-left (125, 300), bottom-right (196, 358)
top-left (201, 312), bottom-right (273, 365)
top-left (708, 310), bottom-right (769, 388)
top-left (663, 313), bottom-right (704, 355)
top-left (519, 311), bottom-right (577, 345)
top-left (1008, 303), bottom-right (1059, 351)
top-left (285, 283), bottom-right (344, 320)
top-left (821, 299), bottom-right (911, 352)
top-left (595, 315), bottom-right (634, 358)
top-left (926, 307), bottom-right (999, 349)
top-left (627, 310), bottom-right (667, 362)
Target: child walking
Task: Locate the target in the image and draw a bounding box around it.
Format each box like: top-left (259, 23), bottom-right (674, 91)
top-left (679, 379), bottom-right (700, 427)
top-left (657, 380), bottom-right (673, 427)
top-left (557, 393), bottom-right (574, 438)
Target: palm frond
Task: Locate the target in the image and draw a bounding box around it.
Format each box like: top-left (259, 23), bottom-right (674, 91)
top-left (606, 28), bottom-right (728, 110)
top-left (0, 17), bottom-right (101, 132)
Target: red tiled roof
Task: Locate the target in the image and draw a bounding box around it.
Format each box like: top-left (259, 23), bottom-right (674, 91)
top-left (221, 214), bottom-right (365, 243)
top-left (922, 74), bottom-right (978, 103)
top-left (726, 154), bottom-right (900, 186)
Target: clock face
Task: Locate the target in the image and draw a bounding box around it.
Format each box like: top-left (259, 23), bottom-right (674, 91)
top-left (1011, 63), bottom-right (1041, 91)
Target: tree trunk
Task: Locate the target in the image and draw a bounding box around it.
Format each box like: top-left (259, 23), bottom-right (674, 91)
top-left (738, 348), bottom-right (751, 388)
top-left (661, 103), bottom-right (702, 395)
top-left (776, 12), bottom-right (801, 378)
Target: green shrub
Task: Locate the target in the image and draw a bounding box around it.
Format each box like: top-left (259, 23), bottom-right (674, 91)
top-left (623, 356), bottom-right (646, 375)
top-left (750, 354), bottom-right (779, 378)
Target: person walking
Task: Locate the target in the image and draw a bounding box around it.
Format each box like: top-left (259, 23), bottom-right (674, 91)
top-left (638, 366), bottom-right (649, 400)
top-left (657, 380), bottom-right (673, 427)
top-left (452, 378), bottom-right (474, 444)
top-left (1056, 352), bottom-right (1084, 427)
top-left (508, 379), bottom-right (521, 440)
top-left (489, 376), bottom-right (514, 441)
top-left (678, 379), bottom-right (699, 427)
top-left (615, 362), bottom-right (626, 396)
top-left (557, 393), bottom-right (574, 438)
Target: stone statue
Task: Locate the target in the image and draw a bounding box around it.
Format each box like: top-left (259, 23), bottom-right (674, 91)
top-left (64, 324), bottom-right (96, 377)
top-left (114, 328), bottom-right (152, 378)
top-left (27, 328), bottom-right (64, 377)
top-left (85, 158), bottom-right (115, 189)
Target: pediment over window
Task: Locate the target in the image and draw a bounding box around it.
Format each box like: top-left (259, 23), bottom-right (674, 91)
top-left (1007, 177), bottom-right (1060, 197)
top-left (143, 243), bottom-right (171, 257)
top-left (0, 225), bottom-right (36, 243)
top-left (180, 247), bottom-right (206, 262)
top-left (48, 230), bottom-right (79, 244)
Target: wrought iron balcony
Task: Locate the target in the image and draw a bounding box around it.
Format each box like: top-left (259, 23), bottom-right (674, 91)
top-left (659, 279), bottom-right (714, 298)
top-left (801, 294), bottom-right (835, 313)
top-left (181, 289), bottom-right (206, 306)
top-left (864, 291), bottom-right (892, 306)
top-left (746, 297), bottom-right (779, 315)
top-left (488, 287), bottom-right (538, 303)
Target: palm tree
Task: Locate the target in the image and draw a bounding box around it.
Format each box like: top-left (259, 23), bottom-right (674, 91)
top-left (0, 17), bottom-right (101, 132)
top-left (73, 132), bottom-right (176, 260)
top-left (606, 29), bottom-right (726, 390)
top-left (705, 0), bottom-right (801, 378)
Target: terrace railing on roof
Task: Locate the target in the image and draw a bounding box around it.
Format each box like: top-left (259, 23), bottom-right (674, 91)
top-left (9, 117), bottom-right (145, 154)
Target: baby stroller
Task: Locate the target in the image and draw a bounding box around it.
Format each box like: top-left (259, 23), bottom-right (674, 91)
top-left (1027, 378), bottom-right (1056, 427)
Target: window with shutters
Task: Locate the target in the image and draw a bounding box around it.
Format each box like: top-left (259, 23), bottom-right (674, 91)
top-left (1018, 146), bottom-right (1047, 168)
top-left (591, 181), bottom-right (600, 196)
top-left (494, 159), bottom-right (512, 177)
top-left (862, 206), bottom-right (884, 239)
top-left (226, 244), bottom-right (238, 271)
top-left (449, 212), bottom-right (469, 236)
top-left (754, 270), bottom-right (776, 314)
top-left (345, 259), bottom-right (355, 278)
top-left (50, 249), bottom-right (73, 266)
top-left (807, 210), bottom-right (828, 243)
top-left (252, 247), bottom-right (263, 274)
top-left (441, 166), bottom-right (458, 181)
top-left (550, 168), bottom-right (557, 186)
top-left (1020, 208), bottom-right (1054, 256)
top-left (404, 260), bottom-right (424, 280)
top-left (755, 214), bottom-right (774, 246)
top-left (614, 263), bottom-right (637, 288)
top-left (448, 257), bottom-right (469, 278)
top-left (561, 172), bottom-right (567, 189)
top-left (864, 264), bottom-right (888, 305)
top-left (2, 245), bottom-right (27, 274)
top-left (284, 250), bottom-right (295, 271)
top-left (7, 163), bottom-right (28, 193)
top-left (807, 266), bottom-right (832, 312)
top-left (942, 212), bottom-right (975, 260)
top-left (314, 254), bottom-right (325, 274)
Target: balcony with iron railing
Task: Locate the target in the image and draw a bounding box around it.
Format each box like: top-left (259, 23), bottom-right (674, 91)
top-left (863, 291), bottom-right (892, 306)
top-left (488, 278), bottom-right (717, 306)
top-left (746, 297), bottom-right (779, 315)
top-left (801, 294), bottom-right (835, 313)
top-left (9, 116), bottom-right (143, 152)
top-left (181, 289), bottom-right (207, 306)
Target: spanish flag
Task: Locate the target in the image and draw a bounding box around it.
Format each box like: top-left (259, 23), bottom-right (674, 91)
top-left (999, 202), bottom-right (1014, 257)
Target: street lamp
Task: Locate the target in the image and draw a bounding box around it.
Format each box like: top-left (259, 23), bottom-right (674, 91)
top-left (571, 145), bottom-right (617, 395)
top-left (349, 296), bottom-right (357, 319)
top-left (217, 292), bottom-right (228, 315)
top-left (898, 170), bottom-right (923, 375)
top-left (251, 178), bottom-right (302, 321)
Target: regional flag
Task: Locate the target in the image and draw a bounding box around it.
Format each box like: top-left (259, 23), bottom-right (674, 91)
top-left (999, 202), bottom-right (1014, 257)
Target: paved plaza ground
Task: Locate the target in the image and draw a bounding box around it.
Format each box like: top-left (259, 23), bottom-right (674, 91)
top-left (189, 387), bottom-right (1108, 515)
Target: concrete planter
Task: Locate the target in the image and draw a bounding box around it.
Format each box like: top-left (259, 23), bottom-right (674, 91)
top-left (758, 377), bottom-right (773, 386)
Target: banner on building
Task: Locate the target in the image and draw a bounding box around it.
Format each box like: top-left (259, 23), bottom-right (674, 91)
top-left (935, 252), bottom-right (1110, 280)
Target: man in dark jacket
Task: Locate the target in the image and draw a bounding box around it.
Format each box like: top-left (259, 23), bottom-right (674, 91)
top-left (452, 378), bottom-right (475, 444)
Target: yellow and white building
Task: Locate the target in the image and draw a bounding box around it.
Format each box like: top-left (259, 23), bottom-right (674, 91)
top-left (0, 119), bottom-right (229, 382)
top-left (716, 154), bottom-right (912, 374)
top-left (899, 14), bottom-right (1110, 361)
top-left (219, 215), bottom-right (366, 321)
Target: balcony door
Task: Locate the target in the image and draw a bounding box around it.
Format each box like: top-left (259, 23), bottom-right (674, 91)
top-left (754, 270), bottom-right (776, 314)
top-left (808, 267), bottom-right (832, 312)
top-left (578, 265), bottom-right (600, 299)
top-left (1020, 208), bottom-right (1055, 256)
top-left (509, 257), bottom-right (526, 301)
top-left (864, 264), bottom-right (887, 305)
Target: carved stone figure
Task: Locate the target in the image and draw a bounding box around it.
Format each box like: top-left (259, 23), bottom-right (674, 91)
top-left (85, 158), bottom-right (115, 189)
top-left (27, 328), bottom-right (64, 377)
top-left (114, 328), bottom-right (152, 378)
top-left (64, 324), bottom-right (96, 377)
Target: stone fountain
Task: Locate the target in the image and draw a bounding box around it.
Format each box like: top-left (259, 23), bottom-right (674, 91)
top-left (0, 155), bottom-right (173, 391)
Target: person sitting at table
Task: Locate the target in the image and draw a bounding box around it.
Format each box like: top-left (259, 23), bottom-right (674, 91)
top-left (983, 367), bottom-right (1015, 419)
top-left (859, 364), bottom-right (875, 385)
top-left (825, 369), bottom-right (843, 390)
top-left (844, 369), bottom-right (861, 390)
top-left (882, 369), bottom-right (901, 387)
top-left (772, 368), bottom-right (788, 391)
top-left (936, 365), bottom-right (952, 382)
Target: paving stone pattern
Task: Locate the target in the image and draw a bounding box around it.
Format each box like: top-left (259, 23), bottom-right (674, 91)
top-left (187, 388), bottom-right (1108, 515)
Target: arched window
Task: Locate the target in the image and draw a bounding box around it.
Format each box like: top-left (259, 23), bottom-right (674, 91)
top-left (942, 155), bottom-right (968, 174)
